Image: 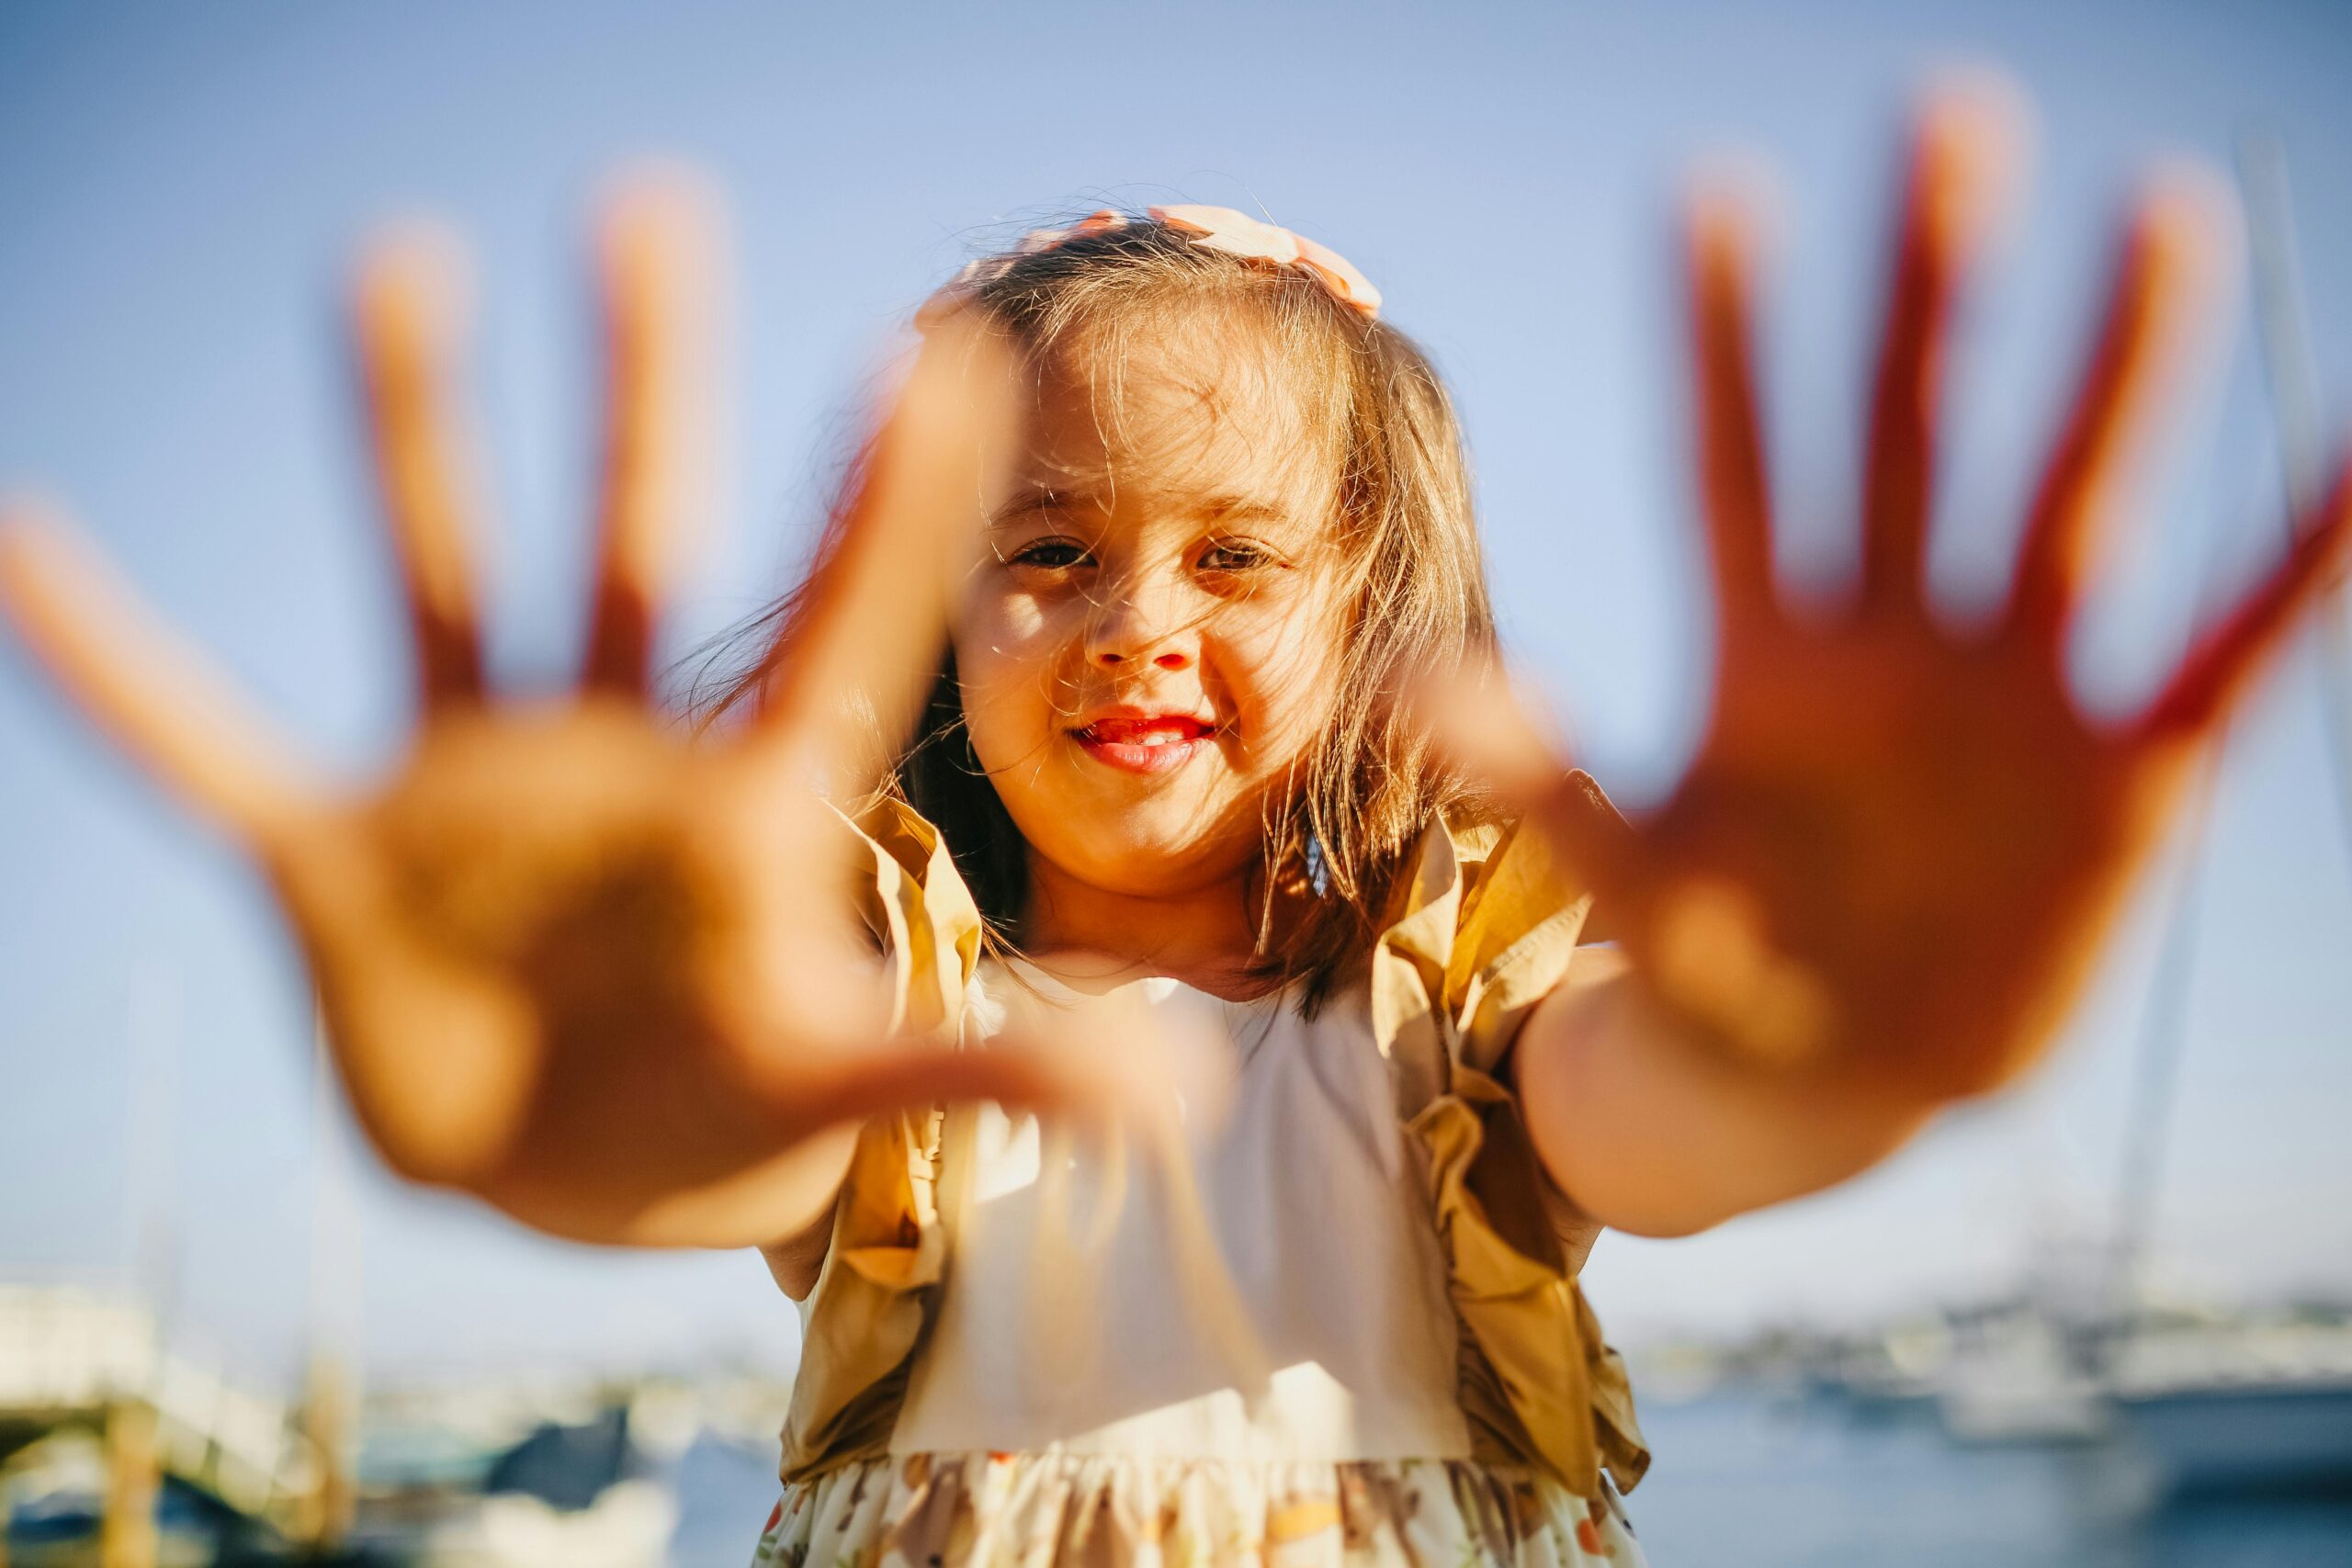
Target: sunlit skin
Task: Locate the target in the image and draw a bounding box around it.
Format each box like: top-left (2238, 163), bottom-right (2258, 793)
top-left (0, 82), bottom-right (2346, 1259)
top-left (954, 328), bottom-right (1351, 993)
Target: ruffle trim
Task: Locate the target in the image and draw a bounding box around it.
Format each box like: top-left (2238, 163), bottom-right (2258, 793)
top-left (753, 1451), bottom-right (1645, 1568)
top-left (778, 799), bottom-right (982, 1481)
top-left (1369, 785), bottom-right (1649, 1496)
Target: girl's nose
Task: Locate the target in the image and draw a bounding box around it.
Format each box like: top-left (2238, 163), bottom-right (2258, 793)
top-left (1084, 584), bottom-right (1196, 671)
top-left (1091, 639), bottom-right (1193, 671)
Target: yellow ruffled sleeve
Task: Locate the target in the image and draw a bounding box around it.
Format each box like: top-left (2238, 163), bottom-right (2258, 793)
top-left (775, 796), bottom-right (982, 1484)
top-left (1371, 772), bottom-right (1651, 1499)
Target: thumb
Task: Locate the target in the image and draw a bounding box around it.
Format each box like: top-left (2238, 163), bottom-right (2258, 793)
top-left (1404, 652), bottom-right (1637, 897)
top-left (810, 972), bottom-right (1231, 1135)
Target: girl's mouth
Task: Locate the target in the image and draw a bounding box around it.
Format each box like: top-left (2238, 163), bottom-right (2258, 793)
top-left (1072, 714), bottom-right (1216, 776)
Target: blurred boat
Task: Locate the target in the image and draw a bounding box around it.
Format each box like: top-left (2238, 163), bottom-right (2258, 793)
top-left (1936, 1345), bottom-right (2109, 1445)
top-left (2107, 1319), bottom-right (2352, 1496)
top-left (0, 1284), bottom-right (716, 1566)
top-left (2114, 1381), bottom-right (2352, 1497)
top-left (345, 1386), bottom-right (699, 1568)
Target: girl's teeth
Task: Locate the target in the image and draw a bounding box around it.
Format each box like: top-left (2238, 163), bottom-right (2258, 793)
top-left (1082, 720), bottom-right (1207, 747)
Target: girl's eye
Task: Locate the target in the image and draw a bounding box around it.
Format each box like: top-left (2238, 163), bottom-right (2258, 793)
top-left (1008, 538), bottom-right (1092, 570)
top-left (1199, 538), bottom-right (1279, 572)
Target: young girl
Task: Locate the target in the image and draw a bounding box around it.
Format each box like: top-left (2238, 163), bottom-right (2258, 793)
top-left (3, 84), bottom-right (2346, 1567)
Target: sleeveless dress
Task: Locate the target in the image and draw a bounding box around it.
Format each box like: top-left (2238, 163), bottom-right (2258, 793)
top-left (752, 790), bottom-right (1651, 1568)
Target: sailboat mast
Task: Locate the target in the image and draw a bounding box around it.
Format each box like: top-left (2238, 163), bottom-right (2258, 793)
top-left (2240, 130), bottom-right (2352, 867)
top-left (2100, 131), bottom-right (2351, 1350)
top-left (298, 994), bottom-right (359, 1551)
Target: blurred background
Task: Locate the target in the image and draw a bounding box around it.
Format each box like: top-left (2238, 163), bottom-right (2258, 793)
top-left (3, 2), bottom-right (2349, 1563)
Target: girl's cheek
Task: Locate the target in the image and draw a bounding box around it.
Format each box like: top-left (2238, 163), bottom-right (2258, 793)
top-left (955, 589), bottom-right (1045, 675)
top-left (1214, 601), bottom-right (1345, 761)
top-left (954, 590), bottom-right (1077, 747)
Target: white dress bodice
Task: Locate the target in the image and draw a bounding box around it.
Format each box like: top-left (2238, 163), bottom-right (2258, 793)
top-left (887, 958), bottom-right (1474, 1463)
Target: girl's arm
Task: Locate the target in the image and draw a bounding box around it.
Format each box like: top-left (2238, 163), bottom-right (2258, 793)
top-left (1476, 85), bottom-right (2352, 1240)
top-left (1512, 950), bottom-right (1935, 1238)
top-left (761, 1190), bottom-right (842, 1299)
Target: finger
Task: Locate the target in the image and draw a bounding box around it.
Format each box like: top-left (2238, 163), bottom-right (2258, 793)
top-left (0, 499), bottom-right (326, 843)
top-left (351, 222), bottom-right (490, 710)
top-left (2007, 166), bottom-right (2234, 651)
top-left (580, 166), bottom-right (724, 696)
top-left (1405, 653), bottom-right (1638, 897)
top-left (2136, 450), bottom-right (2352, 745)
top-left (1859, 74), bottom-right (2026, 613)
top-left (813, 979), bottom-right (1221, 1136)
top-left (736, 317), bottom-right (1023, 791)
top-left (1684, 170), bottom-right (1779, 643)
top-left (818, 1035), bottom-right (1162, 1134)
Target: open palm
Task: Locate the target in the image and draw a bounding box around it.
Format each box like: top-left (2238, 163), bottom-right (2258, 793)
top-left (1492, 88), bottom-right (2351, 1101)
top-left (0, 177), bottom-right (1136, 1246)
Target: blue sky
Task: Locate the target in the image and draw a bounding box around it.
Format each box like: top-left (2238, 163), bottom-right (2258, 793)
top-left (4, 0), bottom-right (2350, 1390)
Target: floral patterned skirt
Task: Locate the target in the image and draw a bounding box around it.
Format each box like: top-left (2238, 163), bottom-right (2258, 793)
top-left (750, 1451), bottom-right (1645, 1568)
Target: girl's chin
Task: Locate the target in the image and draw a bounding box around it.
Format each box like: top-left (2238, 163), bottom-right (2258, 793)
top-left (1026, 815), bottom-right (1264, 898)
top-left (1049, 852), bottom-right (1257, 902)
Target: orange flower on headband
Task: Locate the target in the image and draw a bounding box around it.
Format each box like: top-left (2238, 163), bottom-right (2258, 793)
top-left (916, 205), bottom-right (1381, 328)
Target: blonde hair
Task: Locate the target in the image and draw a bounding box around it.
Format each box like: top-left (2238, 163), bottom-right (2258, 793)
top-left (686, 212), bottom-right (1502, 1009)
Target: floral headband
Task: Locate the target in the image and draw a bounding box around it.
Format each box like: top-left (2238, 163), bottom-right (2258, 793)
top-left (916, 204), bottom-right (1382, 328)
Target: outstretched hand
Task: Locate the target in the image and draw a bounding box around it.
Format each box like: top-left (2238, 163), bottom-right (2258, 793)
top-left (1457, 83), bottom-right (2352, 1105)
top-left (0, 175), bottom-right (1159, 1247)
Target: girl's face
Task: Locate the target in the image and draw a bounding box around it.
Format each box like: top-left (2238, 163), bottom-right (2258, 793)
top-left (951, 326), bottom-right (1351, 902)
